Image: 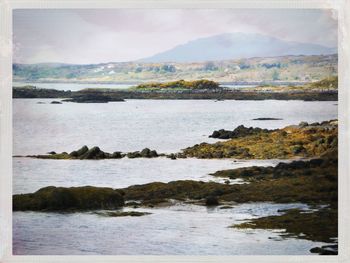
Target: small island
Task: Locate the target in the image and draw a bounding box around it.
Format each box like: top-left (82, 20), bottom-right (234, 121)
top-left (13, 77), bottom-right (338, 102)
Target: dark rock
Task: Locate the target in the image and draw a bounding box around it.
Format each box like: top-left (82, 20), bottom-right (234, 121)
top-left (80, 146), bottom-right (104, 159)
top-left (127, 151), bottom-right (141, 158)
top-left (252, 118), bottom-right (282, 120)
top-left (95, 211), bottom-right (151, 217)
top-left (209, 125), bottom-right (271, 139)
top-left (167, 153), bottom-right (177, 160)
top-left (310, 245), bottom-right (338, 255)
top-left (205, 196), bottom-right (219, 206)
top-left (65, 93), bottom-right (124, 103)
top-left (112, 152), bottom-right (123, 159)
top-left (76, 145), bottom-right (89, 156)
top-left (69, 151), bottom-right (79, 157)
top-left (13, 186), bottom-right (124, 211)
top-left (47, 151), bottom-right (56, 155)
top-left (50, 101), bottom-right (62, 104)
top-left (309, 158), bottom-right (324, 166)
top-left (128, 148), bottom-right (158, 158)
top-left (299, 121), bottom-right (309, 127)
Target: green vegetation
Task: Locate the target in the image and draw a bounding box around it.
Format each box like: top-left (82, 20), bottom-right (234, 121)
top-left (254, 76), bottom-right (338, 92)
top-left (135, 79), bottom-right (220, 90)
top-left (183, 120), bottom-right (338, 159)
top-left (306, 76), bottom-right (338, 90)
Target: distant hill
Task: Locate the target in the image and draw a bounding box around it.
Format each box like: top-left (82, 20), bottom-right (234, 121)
top-left (141, 33), bottom-right (336, 63)
top-left (13, 54), bottom-right (337, 84)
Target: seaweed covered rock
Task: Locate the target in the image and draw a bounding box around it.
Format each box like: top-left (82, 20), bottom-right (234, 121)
top-left (80, 146), bottom-right (106, 159)
top-left (186, 120), bottom-right (338, 159)
top-left (140, 148), bottom-right (158, 158)
top-left (127, 148), bottom-right (158, 158)
top-left (209, 125), bottom-right (271, 139)
top-left (13, 186), bottom-right (125, 211)
top-left (205, 196), bottom-right (219, 206)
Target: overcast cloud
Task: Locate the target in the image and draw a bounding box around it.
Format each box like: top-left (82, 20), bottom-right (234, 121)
top-left (13, 9), bottom-right (337, 64)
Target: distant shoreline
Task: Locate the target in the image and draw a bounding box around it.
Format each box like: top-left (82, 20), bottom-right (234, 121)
top-left (13, 86), bottom-right (338, 101)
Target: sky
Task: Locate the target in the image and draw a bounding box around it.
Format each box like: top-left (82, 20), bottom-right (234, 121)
top-left (13, 9), bottom-right (338, 64)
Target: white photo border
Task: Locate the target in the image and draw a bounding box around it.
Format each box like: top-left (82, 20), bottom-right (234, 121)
top-left (0, 0), bottom-right (349, 262)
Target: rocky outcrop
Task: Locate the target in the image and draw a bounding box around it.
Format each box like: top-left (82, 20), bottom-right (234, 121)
top-left (13, 186), bottom-right (125, 211)
top-left (127, 148), bottom-right (159, 158)
top-left (209, 125), bottom-right (271, 139)
top-left (185, 120), bottom-right (338, 159)
top-left (25, 146), bottom-right (160, 160)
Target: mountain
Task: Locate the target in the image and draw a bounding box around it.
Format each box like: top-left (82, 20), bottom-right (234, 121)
top-left (141, 33), bottom-right (336, 63)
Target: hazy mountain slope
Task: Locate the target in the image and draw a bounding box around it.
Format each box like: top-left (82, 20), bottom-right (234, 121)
top-left (141, 33), bottom-right (336, 63)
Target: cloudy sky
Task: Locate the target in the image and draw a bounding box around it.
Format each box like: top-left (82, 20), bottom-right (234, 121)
top-left (13, 9), bottom-right (337, 64)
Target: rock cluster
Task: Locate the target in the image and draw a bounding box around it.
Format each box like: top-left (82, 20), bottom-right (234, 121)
top-left (209, 125), bottom-right (271, 139)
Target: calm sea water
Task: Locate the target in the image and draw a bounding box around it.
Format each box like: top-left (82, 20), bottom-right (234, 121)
top-left (13, 99), bottom-right (337, 155)
top-left (13, 157), bottom-right (283, 194)
top-left (13, 99), bottom-right (337, 255)
top-left (14, 203), bottom-right (328, 255)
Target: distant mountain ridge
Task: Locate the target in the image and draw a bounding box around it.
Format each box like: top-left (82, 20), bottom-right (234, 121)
top-left (140, 33), bottom-right (336, 63)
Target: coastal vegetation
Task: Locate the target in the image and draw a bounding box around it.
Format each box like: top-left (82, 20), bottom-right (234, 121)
top-left (183, 120), bottom-right (338, 159)
top-left (134, 79), bottom-right (220, 90)
top-left (253, 76), bottom-right (338, 92)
